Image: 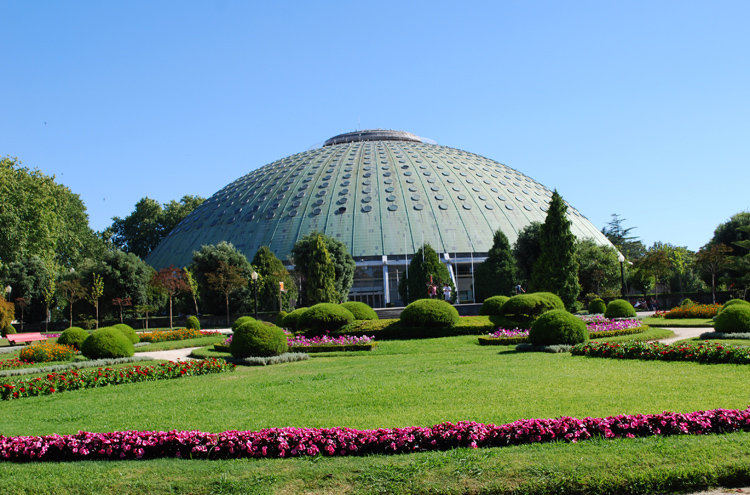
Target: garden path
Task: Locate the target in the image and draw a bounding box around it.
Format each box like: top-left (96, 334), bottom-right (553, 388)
top-left (135, 327), bottom-right (232, 362)
top-left (656, 327), bottom-right (709, 345)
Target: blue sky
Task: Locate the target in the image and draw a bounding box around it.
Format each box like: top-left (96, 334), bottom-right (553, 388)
top-left (2, 1), bottom-right (748, 253)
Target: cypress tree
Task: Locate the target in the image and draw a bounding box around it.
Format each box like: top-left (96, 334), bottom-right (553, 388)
top-left (531, 190), bottom-right (580, 309)
top-left (300, 234), bottom-right (338, 305)
top-left (475, 229), bottom-right (517, 301)
top-left (398, 243), bottom-right (455, 304)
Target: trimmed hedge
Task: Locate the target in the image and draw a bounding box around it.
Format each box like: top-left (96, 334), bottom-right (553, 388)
top-left (232, 316), bottom-right (256, 333)
top-left (340, 301), bottom-right (378, 320)
top-left (56, 327), bottom-right (89, 350)
top-left (282, 308), bottom-right (308, 332)
top-left (605, 299), bottom-right (636, 318)
top-left (112, 324), bottom-right (139, 344)
top-left (400, 299), bottom-right (459, 328)
top-left (588, 298), bottom-right (606, 315)
top-left (297, 304), bottom-right (355, 335)
top-left (529, 309), bottom-right (588, 346)
top-left (479, 296), bottom-right (510, 316)
top-left (535, 292), bottom-right (566, 311)
top-left (714, 305), bottom-right (750, 334)
top-left (186, 316), bottom-right (201, 330)
top-left (275, 311), bottom-right (288, 328)
top-left (500, 294), bottom-right (555, 322)
top-left (2, 324), bottom-right (16, 338)
top-left (229, 320), bottom-right (288, 358)
top-left (80, 327), bottom-right (135, 359)
top-left (719, 299), bottom-right (750, 314)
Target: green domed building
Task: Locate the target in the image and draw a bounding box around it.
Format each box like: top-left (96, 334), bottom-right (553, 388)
top-left (146, 130), bottom-right (612, 307)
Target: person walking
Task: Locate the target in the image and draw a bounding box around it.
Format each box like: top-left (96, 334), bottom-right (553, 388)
top-left (443, 283), bottom-right (452, 302)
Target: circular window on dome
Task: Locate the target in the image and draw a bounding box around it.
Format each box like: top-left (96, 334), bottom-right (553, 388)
top-left (363, 179), bottom-right (372, 185)
top-left (403, 179), bottom-right (412, 184)
top-left (324, 175), bottom-right (331, 180)
top-left (472, 187), bottom-right (480, 192)
top-left (515, 196), bottom-right (523, 202)
top-left (447, 178), bottom-right (455, 184)
top-left (485, 204), bottom-right (494, 210)
top-left (408, 186), bottom-right (417, 192)
top-left (315, 199), bottom-right (325, 206)
top-left (466, 178), bottom-right (474, 184)
top-left (363, 187), bottom-right (371, 194)
top-left (258, 196), bottom-right (266, 203)
top-left (363, 166), bottom-right (371, 171)
top-left (272, 203), bottom-right (280, 209)
top-left (289, 210), bottom-right (298, 217)
top-left (252, 204), bottom-right (260, 212)
top-left (244, 214), bottom-right (254, 222)
top-left (341, 180), bottom-right (350, 187)
top-left (340, 188), bottom-right (349, 195)
top-left (345, 168), bottom-right (352, 172)
top-left (438, 204), bottom-right (448, 210)
top-left (435, 194), bottom-right (444, 200)
top-left (276, 194), bottom-right (285, 200)
top-left (531, 197), bottom-right (539, 203)
top-left (319, 182), bottom-right (329, 188)
top-left (522, 189), bottom-right (530, 195)
top-left (401, 165), bottom-right (409, 170)
top-left (385, 186), bottom-right (394, 193)
top-left (423, 171), bottom-right (431, 176)
top-left (266, 212), bottom-right (275, 219)
top-left (234, 207), bottom-right (243, 214)
top-left (388, 204), bottom-right (398, 211)
top-left (313, 208), bottom-right (321, 215)
top-left (431, 186), bottom-right (440, 192)
top-left (403, 171), bottom-right (412, 176)
top-left (338, 207), bottom-right (347, 214)
top-left (498, 195), bottom-right (506, 201)
top-left (540, 207), bottom-right (547, 212)
top-left (318, 190), bottom-right (327, 197)
top-left (507, 188), bottom-right (515, 194)
top-left (362, 196), bottom-right (372, 203)
top-left (411, 194), bottom-right (421, 201)
top-left (362, 204), bottom-right (372, 213)
top-left (363, 172), bottom-right (371, 178)
top-left (524, 205), bottom-right (532, 211)
top-left (462, 204), bottom-right (472, 210)
top-left (383, 172), bottom-right (392, 177)
top-left (414, 204), bottom-right (424, 211)
top-left (292, 200), bottom-right (301, 208)
top-left (457, 194), bottom-right (466, 200)
top-left (296, 192), bottom-right (305, 199)
top-left (339, 197), bottom-right (348, 204)
top-left (478, 195), bottom-right (486, 200)
top-left (505, 204), bottom-right (514, 210)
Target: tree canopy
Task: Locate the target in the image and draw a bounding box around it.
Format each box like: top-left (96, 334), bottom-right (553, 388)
top-left (188, 242), bottom-right (254, 315)
top-left (291, 231), bottom-right (354, 303)
top-left (513, 222), bottom-right (542, 284)
top-left (474, 229), bottom-right (516, 301)
top-left (398, 243), bottom-right (454, 305)
top-left (251, 246), bottom-right (297, 312)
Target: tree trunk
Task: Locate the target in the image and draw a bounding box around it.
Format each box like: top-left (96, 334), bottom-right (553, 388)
top-left (711, 273), bottom-right (716, 304)
top-left (69, 303), bottom-right (73, 328)
top-left (225, 294), bottom-right (230, 326)
top-left (95, 302), bottom-right (99, 329)
top-left (169, 296), bottom-right (173, 329)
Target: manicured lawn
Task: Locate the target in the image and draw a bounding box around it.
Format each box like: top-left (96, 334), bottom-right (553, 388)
top-left (642, 317), bottom-right (714, 327)
top-left (2, 335), bottom-right (750, 494)
top-left (590, 326), bottom-right (674, 343)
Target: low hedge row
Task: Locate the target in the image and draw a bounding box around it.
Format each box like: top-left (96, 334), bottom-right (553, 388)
top-left (2, 407), bottom-right (749, 461)
top-left (477, 336), bottom-right (529, 346)
top-left (287, 343), bottom-right (376, 353)
top-left (571, 341), bottom-right (750, 364)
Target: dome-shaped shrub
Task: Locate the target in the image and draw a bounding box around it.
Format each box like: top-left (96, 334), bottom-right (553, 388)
top-left (341, 301), bottom-right (378, 320)
top-left (232, 316), bottom-right (256, 333)
top-left (500, 294), bottom-right (550, 322)
top-left (112, 323), bottom-right (139, 344)
top-left (81, 327), bottom-right (135, 359)
top-left (57, 326), bottom-right (89, 350)
top-left (714, 305), bottom-right (750, 334)
top-left (479, 295), bottom-right (510, 316)
top-left (529, 309), bottom-right (588, 346)
top-left (588, 298), bottom-right (606, 315)
top-left (275, 311), bottom-right (289, 327)
top-left (229, 320), bottom-right (288, 358)
top-left (400, 299), bottom-right (459, 328)
top-left (535, 292), bottom-right (566, 311)
top-left (282, 308), bottom-right (307, 332)
top-left (605, 299), bottom-right (636, 318)
top-left (2, 324), bottom-right (16, 338)
top-left (297, 303), bottom-right (355, 334)
top-left (719, 299), bottom-right (750, 314)
top-left (680, 298), bottom-right (695, 307)
top-left (186, 316), bottom-right (201, 330)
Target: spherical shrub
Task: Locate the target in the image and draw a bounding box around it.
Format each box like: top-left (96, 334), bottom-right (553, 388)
top-left (500, 294), bottom-right (551, 322)
top-left (232, 316), bottom-right (256, 333)
top-left (275, 311), bottom-right (288, 327)
top-left (229, 320), bottom-right (288, 358)
top-left (605, 299), bottom-right (636, 318)
top-left (680, 298), bottom-right (695, 307)
top-left (186, 316), bottom-right (201, 330)
top-left (57, 326), bottom-right (89, 350)
top-left (588, 298), bottom-right (606, 315)
top-left (2, 324), bottom-right (16, 337)
top-left (529, 309), bottom-right (588, 346)
top-left (297, 303), bottom-right (355, 334)
top-left (81, 327), bottom-right (135, 359)
top-left (719, 299), bottom-right (750, 314)
top-left (479, 296), bottom-right (510, 316)
top-left (282, 308), bottom-right (307, 332)
top-left (341, 301), bottom-right (378, 320)
top-left (112, 323), bottom-right (139, 344)
top-left (400, 299), bottom-right (459, 328)
top-left (714, 305), bottom-right (750, 334)
top-left (535, 292), bottom-right (566, 311)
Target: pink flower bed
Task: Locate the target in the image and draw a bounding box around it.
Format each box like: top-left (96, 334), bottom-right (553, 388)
top-left (580, 315), bottom-right (642, 333)
top-left (2, 407), bottom-right (749, 462)
top-left (288, 333), bottom-right (374, 347)
top-left (488, 328), bottom-right (529, 338)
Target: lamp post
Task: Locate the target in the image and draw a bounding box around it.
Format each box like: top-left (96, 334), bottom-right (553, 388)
top-left (251, 271), bottom-right (258, 320)
top-left (618, 253), bottom-right (626, 299)
top-left (4, 286), bottom-right (10, 302)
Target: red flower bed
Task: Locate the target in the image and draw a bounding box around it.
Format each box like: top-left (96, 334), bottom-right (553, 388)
top-left (0, 358), bottom-right (31, 370)
top-left (571, 341), bottom-right (750, 364)
top-left (1, 407), bottom-right (749, 462)
top-left (0, 359), bottom-right (234, 400)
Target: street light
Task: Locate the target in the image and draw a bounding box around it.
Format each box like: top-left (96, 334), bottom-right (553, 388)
top-left (251, 271), bottom-right (258, 320)
top-left (617, 253), bottom-right (626, 299)
top-left (4, 286), bottom-right (10, 302)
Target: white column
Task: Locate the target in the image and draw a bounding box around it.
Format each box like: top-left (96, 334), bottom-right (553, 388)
top-left (381, 255), bottom-right (389, 306)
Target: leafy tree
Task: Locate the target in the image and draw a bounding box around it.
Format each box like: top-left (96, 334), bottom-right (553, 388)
top-left (474, 229), bottom-right (516, 301)
top-left (150, 265), bottom-right (189, 329)
top-left (104, 195), bottom-right (204, 259)
top-left (0, 156), bottom-right (103, 269)
top-left (512, 222), bottom-right (542, 284)
top-left (189, 242), bottom-right (254, 316)
top-left (251, 246), bottom-right (297, 312)
top-left (1, 256), bottom-right (52, 323)
top-left (111, 297), bottom-right (132, 324)
top-left (398, 244), bottom-right (455, 305)
top-left (183, 267), bottom-right (200, 316)
top-left (728, 225), bottom-right (750, 299)
top-left (695, 244), bottom-right (732, 303)
top-left (291, 231), bottom-right (355, 302)
top-left (576, 239), bottom-right (620, 297)
top-left (601, 214), bottom-right (646, 261)
top-left (634, 245), bottom-right (672, 300)
top-left (293, 234), bottom-right (338, 305)
top-left (85, 273), bottom-right (104, 329)
top-left (134, 285), bottom-right (167, 330)
top-left (531, 191), bottom-right (580, 309)
top-left (57, 278), bottom-right (86, 328)
top-left (206, 261), bottom-right (248, 325)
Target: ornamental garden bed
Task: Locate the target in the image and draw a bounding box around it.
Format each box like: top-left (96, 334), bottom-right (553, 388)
top-left (571, 340), bottom-right (750, 364)
top-left (478, 317), bottom-right (648, 345)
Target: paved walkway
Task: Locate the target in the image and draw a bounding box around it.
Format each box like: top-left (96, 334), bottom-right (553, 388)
top-left (135, 327), bottom-right (231, 361)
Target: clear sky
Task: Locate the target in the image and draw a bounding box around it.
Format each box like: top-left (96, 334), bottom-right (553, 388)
top-left (2, 1), bottom-right (748, 253)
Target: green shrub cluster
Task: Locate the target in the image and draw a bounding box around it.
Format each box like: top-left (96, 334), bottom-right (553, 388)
top-left (57, 327), bottom-right (89, 350)
top-left (282, 308), bottom-right (307, 332)
top-left (588, 298), bottom-right (606, 315)
top-left (400, 299), bottom-right (459, 328)
top-left (80, 327), bottom-right (135, 359)
top-left (340, 301), bottom-right (378, 320)
top-left (681, 298), bottom-right (695, 307)
top-left (232, 316), bottom-right (256, 332)
top-left (529, 309), bottom-right (588, 346)
top-left (500, 293), bottom-right (562, 323)
top-left (2, 324), bottom-right (16, 337)
top-left (275, 311), bottom-right (288, 327)
top-left (112, 324), bottom-right (139, 344)
top-left (605, 299), bottom-right (636, 318)
top-left (719, 299), bottom-right (750, 314)
top-left (714, 305), bottom-right (750, 334)
top-left (297, 304), bottom-right (355, 334)
top-left (229, 320), bottom-right (288, 358)
top-left (479, 296), bottom-right (510, 316)
top-left (186, 316), bottom-right (201, 330)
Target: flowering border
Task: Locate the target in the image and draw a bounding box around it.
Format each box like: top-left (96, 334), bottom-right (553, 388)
top-left (1, 407), bottom-right (749, 462)
top-left (571, 341), bottom-right (750, 364)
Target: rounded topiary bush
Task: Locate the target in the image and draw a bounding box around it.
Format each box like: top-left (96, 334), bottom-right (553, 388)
top-left (605, 299), bottom-right (636, 318)
top-left (714, 305), bottom-right (750, 334)
top-left (341, 301), bottom-right (378, 320)
top-left (232, 316), bottom-right (256, 333)
top-left (535, 292), bottom-right (566, 311)
top-left (719, 299), bottom-right (750, 314)
top-left (588, 298), bottom-right (606, 315)
top-left (81, 327), bottom-right (135, 359)
top-left (400, 299), bottom-right (459, 328)
top-left (57, 326), bottom-right (89, 350)
top-left (2, 324), bottom-right (16, 338)
top-left (229, 320), bottom-right (288, 358)
top-left (500, 294), bottom-right (550, 322)
top-left (479, 296), bottom-right (510, 316)
top-left (282, 308), bottom-right (307, 332)
top-left (186, 316), bottom-right (201, 330)
top-left (112, 323), bottom-right (139, 344)
top-left (297, 303), bottom-right (355, 334)
top-left (275, 311), bottom-right (289, 327)
top-left (681, 298), bottom-right (695, 307)
top-left (529, 309), bottom-right (588, 346)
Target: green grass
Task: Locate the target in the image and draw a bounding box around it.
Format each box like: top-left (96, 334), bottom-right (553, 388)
top-left (642, 317), bottom-right (714, 327)
top-left (590, 327), bottom-right (674, 343)
top-left (3, 335), bottom-right (750, 494)
top-left (679, 337), bottom-right (750, 346)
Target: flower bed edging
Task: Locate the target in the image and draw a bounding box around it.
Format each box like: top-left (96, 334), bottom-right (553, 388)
top-left (572, 341), bottom-right (750, 364)
top-left (1, 407), bottom-right (749, 462)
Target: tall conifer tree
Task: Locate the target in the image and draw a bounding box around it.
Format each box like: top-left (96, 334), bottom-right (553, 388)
top-left (475, 229), bottom-right (517, 301)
